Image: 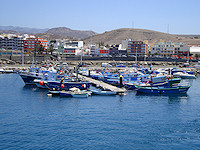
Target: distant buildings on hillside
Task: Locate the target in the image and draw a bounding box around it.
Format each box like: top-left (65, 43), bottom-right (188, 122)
top-left (0, 33), bottom-right (199, 59)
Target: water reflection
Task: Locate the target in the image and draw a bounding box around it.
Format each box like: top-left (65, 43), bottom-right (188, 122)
top-left (136, 92), bottom-right (188, 104)
top-left (167, 94), bottom-right (188, 104)
top-left (23, 84), bottom-right (37, 89)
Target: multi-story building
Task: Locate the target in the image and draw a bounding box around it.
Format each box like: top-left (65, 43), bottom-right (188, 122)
top-left (65, 41), bottom-right (83, 48)
top-left (64, 48), bottom-right (76, 55)
top-left (109, 44), bottom-right (120, 56)
top-left (24, 36), bottom-right (47, 53)
top-left (90, 45), bottom-right (96, 56)
top-left (89, 45), bottom-right (109, 57)
top-left (0, 34), bottom-right (24, 51)
top-left (99, 49), bottom-right (109, 57)
top-left (127, 41), bottom-right (148, 56)
top-left (151, 41), bottom-right (189, 56)
top-left (38, 38), bottom-right (48, 50)
top-left (62, 41), bottom-right (84, 55)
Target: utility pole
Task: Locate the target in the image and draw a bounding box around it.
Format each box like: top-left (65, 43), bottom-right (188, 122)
top-left (136, 46), bottom-right (137, 64)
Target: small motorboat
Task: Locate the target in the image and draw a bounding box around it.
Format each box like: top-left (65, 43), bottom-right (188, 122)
top-left (91, 90), bottom-right (117, 96)
top-left (70, 87), bottom-right (91, 98)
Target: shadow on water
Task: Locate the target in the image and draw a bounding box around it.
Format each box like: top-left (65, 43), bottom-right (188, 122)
top-left (23, 84), bottom-right (38, 89)
top-left (23, 84), bottom-right (49, 94)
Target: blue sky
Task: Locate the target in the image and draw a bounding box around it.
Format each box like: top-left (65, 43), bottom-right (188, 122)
top-left (1, 0), bottom-right (200, 34)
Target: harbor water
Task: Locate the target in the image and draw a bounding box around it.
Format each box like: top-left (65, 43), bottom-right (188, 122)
top-left (1, 74), bottom-right (200, 149)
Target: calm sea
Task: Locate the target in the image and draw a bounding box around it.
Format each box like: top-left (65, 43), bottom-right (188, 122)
top-left (1, 74), bottom-right (200, 149)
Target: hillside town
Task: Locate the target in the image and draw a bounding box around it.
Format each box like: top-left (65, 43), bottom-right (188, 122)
top-left (0, 33), bottom-right (200, 61)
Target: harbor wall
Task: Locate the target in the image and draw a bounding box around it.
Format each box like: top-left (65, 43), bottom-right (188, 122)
top-left (0, 55), bottom-right (194, 65)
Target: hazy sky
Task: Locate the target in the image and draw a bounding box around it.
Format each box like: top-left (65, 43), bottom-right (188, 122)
top-left (1, 0), bottom-right (200, 34)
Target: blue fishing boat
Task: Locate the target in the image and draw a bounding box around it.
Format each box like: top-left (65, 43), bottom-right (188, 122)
top-left (124, 75), bottom-right (169, 90)
top-left (34, 79), bottom-right (90, 90)
top-left (135, 85), bottom-right (190, 94)
top-left (19, 67), bottom-right (41, 84)
top-left (19, 66), bottom-right (59, 85)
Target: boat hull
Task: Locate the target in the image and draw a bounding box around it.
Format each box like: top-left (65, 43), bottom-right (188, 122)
top-left (59, 91), bottom-right (72, 97)
top-left (35, 80), bottom-right (90, 90)
top-left (20, 74), bottom-right (41, 85)
top-left (180, 75), bottom-right (196, 79)
top-left (136, 86), bottom-right (190, 94)
top-left (72, 93), bottom-right (88, 98)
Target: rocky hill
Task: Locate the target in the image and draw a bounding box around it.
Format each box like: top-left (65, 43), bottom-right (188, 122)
top-left (45, 27), bottom-right (97, 39)
top-left (84, 28), bottom-right (200, 45)
top-left (0, 30), bottom-right (20, 35)
top-left (35, 33), bottom-right (73, 40)
top-left (0, 26), bottom-right (199, 45)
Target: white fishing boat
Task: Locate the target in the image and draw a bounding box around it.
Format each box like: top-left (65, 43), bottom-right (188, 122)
top-left (70, 87), bottom-right (91, 98)
top-left (91, 89), bottom-right (117, 96)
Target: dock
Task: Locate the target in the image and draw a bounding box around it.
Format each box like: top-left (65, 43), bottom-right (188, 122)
top-left (74, 73), bottom-right (127, 94)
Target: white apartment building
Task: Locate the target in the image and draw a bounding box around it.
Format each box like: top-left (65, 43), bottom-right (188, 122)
top-left (65, 41), bottom-right (83, 48)
top-left (151, 41), bottom-right (189, 56)
top-left (63, 41), bottom-right (83, 55)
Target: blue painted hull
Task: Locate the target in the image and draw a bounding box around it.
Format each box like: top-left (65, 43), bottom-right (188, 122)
top-left (124, 81), bottom-right (170, 90)
top-left (36, 80), bottom-right (90, 90)
top-left (59, 91), bottom-right (72, 97)
top-left (136, 86), bottom-right (190, 94)
top-left (20, 74), bottom-right (41, 85)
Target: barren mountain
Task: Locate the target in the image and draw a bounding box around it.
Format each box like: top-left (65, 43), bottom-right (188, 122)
top-left (45, 27), bottom-right (97, 39)
top-left (0, 30), bottom-right (20, 35)
top-left (0, 26), bottom-right (49, 34)
top-left (35, 33), bottom-right (73, 40)
top-left (84, 28), bottom-right (200, 45)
